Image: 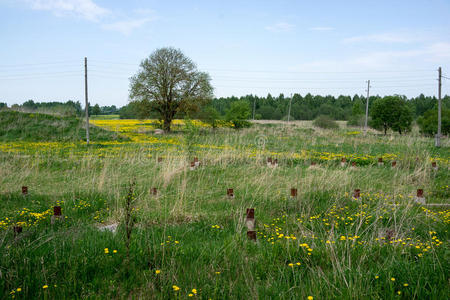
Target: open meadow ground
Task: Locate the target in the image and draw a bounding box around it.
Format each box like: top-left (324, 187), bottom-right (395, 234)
top-left (0, 116), bottom-right (449, 299)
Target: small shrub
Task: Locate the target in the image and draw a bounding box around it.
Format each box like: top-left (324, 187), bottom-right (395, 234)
top-left (313, 115), bottom-right (339, 129)
top-left (347, 114), bottom-right (367, 127)
top-left (225, 100), bottom-right (252, 129)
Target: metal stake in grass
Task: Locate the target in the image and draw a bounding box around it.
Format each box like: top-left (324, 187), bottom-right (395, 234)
top-left (246, 208), bottom-right (255, 231)
top-left (247, 230), bottom-right (257, 241)
top-left (378, 157), bottom-right (383, 166)
top-left (13, 226), bottom-right (22, 237)
top-left (51, 206), bottom-right (63, 224)
top-left (290, 188), bottom-right (298, 198)
top-left (432, 162), bottom-right (438, 171)
top-left (21, 186), bottom-right (28, 195)
top-left (415, 189), bottom-right (425, 204)
top-left (227, 188), bottom-right (234, 198)
top-left (353, 189), bottom-right (361, 199)
top-left (271, 158), bottom-right (278, 168)
top-left (54, 206), bottom-right (62, 216)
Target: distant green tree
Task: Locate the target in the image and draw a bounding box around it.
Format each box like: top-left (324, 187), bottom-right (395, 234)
top-left (225, 100), bottom-right (251, 129)
top-left (92, 104), bottom-right (101, 115)
top-left (370, 96), bottom-right (413, 135)
top-left (199, 106), bottom-right (221, 129)
top-left (257, 105), bottom-right (275, 119)
top-left (352, 101), bottom-right (364, 116)
top-left (129, 47), bottom-right (213, 132)
top-left (417, 108), bottom-right (450, 136)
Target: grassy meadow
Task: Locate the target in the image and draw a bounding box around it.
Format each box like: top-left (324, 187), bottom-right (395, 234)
top-left (0, 112), bottom-right (449, 299)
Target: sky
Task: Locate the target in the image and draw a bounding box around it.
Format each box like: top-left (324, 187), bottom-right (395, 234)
top-left (1, 0), bottom-right (450, 107)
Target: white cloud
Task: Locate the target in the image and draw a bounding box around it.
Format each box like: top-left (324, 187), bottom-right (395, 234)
top-left (102, 17), bottom-right (156, 35)
top-left (309, 26), bottom-right (334, 31)
top-left (342, 32), bottom-right (419, 44)
top-left (265, 22), bottom-right (294, 33)
top-left (26, 0), bottom-right (109, 21)
top-left (426, 42), bottom-right (450, 59)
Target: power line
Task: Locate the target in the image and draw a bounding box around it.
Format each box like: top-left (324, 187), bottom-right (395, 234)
top-left (0, 74), bottom-right (82, 80)
top-left (0, 60), bottom-right (80, 68)
top-left (205, 68), bottom-right (435, 74)
top-left (211, 77), bottom-right (435, 83)
top-left (213, 84), bottom-right (435, 89)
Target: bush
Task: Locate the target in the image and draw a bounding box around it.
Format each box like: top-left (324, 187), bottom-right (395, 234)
top-left (225, 101), bottom-right (252, 129)
top-left (313, 115), bottom-right (339, 129)
top-left (347, 114), bottom-right (367, 127)
top-left (198, 106), bottom-right (221, 129)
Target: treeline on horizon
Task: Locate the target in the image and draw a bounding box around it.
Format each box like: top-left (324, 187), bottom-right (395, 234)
top-left (1, 93), bottom-right (449, 122)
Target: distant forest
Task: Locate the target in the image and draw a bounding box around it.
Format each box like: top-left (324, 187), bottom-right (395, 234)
top-left (120, 93), bottom-right (449, 121)
top-left (1, 93), bottom-right (449, 121)
top-left (210, 93), bottom-right (450, 121)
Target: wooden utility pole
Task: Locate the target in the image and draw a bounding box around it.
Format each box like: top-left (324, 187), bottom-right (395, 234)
top-left (287, 93), bottom-right (293, 122)
top-left (252, 97), bottom-right (256, 120)
top-left (84, 57), bottom-right (90, 145)
top-left (436, 67), bottom-right (442, 147)
top-left (364, 80), bottom-right (370, 134)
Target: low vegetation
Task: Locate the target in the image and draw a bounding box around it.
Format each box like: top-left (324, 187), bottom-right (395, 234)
top-left (0, 111), bottom-right (125, 142)
top-left (0, 113), bottom-right (448, 298)
top-left (313, 115), bottom-right (339, 129)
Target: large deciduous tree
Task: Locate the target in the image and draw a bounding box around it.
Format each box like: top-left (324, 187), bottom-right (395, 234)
top-left (370, 95), bottom-right (412, 135)
top-left (129, 47), bottom-right (213, 132)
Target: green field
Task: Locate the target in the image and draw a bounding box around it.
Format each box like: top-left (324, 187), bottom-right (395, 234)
top-left (0, 112), bottom-right (449, 299)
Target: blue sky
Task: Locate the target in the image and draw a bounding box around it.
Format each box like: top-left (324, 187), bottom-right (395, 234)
top-left (1, 0), bottom-right (449, 107)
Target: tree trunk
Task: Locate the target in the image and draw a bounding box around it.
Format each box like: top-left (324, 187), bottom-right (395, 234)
top-left (163, 118), bottom-right (171, 132)
top-left (384, 125), bottom-right (387, 135)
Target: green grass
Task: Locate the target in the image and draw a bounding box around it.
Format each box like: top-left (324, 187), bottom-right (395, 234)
top-left (0, 111), bottom-right (125, 142)
top-left (0, 121), bottom-right (448, 299)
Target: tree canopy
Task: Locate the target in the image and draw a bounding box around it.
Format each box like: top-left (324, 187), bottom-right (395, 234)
top-left (370, 95), bottom-right (413, 134)
top-left (129, 47), bottom-right (213, 132)
top-left (417, 108), bottom-right (450, 136)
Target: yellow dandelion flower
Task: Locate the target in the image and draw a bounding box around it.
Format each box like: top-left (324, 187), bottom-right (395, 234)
top-left (16, 288), bottom-right (21, 292)
top-left (403, 283), bottom-right (408, 287)
top-left (288, 263), bottom-right (294, 267)
top-left (113, 250), bottom-right (117, 253)
top-left (173, 285), bottom-right (180, 291)
top-left (155, 270), bottom-right (161, 274)
top-left (391, 277), bottom-right (395, 281)
top-left (375, 275), bottom-right (379, 279)
top-left (188, 294), bottom-right (193, 297)
top-left (43, 285), bottom-right (48, 289)
top-left (192, 288), bottom-right (197, 294)
top-left (308, 296), bottom-right (314, 300)
top-left (104, 248), bottom-right (109, 254)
